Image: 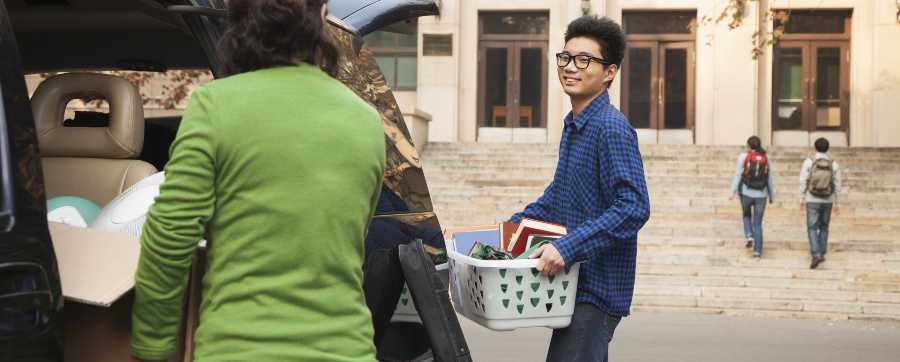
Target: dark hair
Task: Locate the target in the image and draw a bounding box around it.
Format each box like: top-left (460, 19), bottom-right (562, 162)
top-left (564, 16), bottom-right (625, 86)
top-left (814, 137), bottom-right (830, 153)
top-left (747, 136), bottom-right (765, 154)
top-left (219, 0), bottom-right (339, 77)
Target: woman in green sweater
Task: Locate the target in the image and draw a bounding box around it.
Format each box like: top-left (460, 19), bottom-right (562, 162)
top-left (129, 1), bottom-right (384, 361)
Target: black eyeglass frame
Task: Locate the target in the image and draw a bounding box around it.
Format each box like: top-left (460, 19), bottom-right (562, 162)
top-left (555, 52), bottom-right (612, 70)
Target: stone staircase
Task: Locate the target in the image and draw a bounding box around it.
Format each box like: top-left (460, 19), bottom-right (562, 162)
top-left (422, 142), bottom-right (900, 321)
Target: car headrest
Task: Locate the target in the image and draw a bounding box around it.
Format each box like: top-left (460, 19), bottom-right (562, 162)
top-left (31, 73), bottom-right (144, 159)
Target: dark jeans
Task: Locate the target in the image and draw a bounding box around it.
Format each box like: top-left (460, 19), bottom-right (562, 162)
top-left (740, 195), bottom-right (767, 255)
top-left (546, 303), bottom-right (621, 362)
top-left (806, 202), bottom-right (833, 257)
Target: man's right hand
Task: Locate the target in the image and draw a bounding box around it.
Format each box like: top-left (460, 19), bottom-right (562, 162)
top-left (800, 202), bottom-right (805, 211)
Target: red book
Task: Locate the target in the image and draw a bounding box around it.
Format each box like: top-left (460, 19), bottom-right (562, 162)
top-left (506, 218), bottom-right (567, 257)
top-left (499, 221), bottom-right (519, 251)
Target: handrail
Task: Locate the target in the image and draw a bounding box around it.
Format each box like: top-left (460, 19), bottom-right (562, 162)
top-left (0, 86), bottom-right (17, 233)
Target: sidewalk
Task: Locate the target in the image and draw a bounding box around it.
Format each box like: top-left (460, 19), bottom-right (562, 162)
top-left (460, 311), bottom-right (900, 361)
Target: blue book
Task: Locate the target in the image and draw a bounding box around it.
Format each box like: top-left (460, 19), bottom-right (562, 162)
top-left (451, 229), bottom-right (499, 254)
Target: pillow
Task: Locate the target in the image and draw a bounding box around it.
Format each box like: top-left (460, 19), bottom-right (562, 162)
top-left (47, 196), bottom-right (101, 227)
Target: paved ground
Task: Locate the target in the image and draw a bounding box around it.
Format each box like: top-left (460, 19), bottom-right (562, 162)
top-left (460, 311), bottom-right (900, 361)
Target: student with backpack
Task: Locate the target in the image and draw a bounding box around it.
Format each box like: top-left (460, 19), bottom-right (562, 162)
top-left (729, 136), bottom-right (775, 258)
top-left (800, 138), bottom-right (842, 269)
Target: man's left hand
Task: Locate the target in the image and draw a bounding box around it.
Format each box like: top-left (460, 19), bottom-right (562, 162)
top-left (530, 244), bottom-right (566, 275)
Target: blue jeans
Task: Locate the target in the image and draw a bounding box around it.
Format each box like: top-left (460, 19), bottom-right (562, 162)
top-left (546, 303), bottom-right (621, 362)
top-left (740, 196), bottom-right (767, 255)
top-left (806, 202), bottom-right (833, 257)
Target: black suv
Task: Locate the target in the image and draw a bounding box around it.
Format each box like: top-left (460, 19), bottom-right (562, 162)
top-left (0, 1), bottom-right (448, 361)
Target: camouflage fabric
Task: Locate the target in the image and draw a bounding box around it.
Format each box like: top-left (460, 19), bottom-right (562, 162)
top-left (328, 24), bottom-right (436, 217)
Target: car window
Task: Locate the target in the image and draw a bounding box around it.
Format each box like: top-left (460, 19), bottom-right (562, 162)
top-left (26, 70), bottom-right (213, 119)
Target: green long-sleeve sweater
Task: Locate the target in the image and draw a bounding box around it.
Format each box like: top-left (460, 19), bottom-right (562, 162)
top-left (131, 65), bottom-right (384, 362)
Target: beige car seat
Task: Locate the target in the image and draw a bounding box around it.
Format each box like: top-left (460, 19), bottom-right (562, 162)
top-left (31, 73), bottom-right (157, 207)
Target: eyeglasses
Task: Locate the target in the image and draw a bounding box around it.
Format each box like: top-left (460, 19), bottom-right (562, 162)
top-left (556, 52), bottom-right (611, 70)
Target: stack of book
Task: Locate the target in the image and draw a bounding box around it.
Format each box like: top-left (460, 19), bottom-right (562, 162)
top-left (446, 218), bottom-right (567, 259)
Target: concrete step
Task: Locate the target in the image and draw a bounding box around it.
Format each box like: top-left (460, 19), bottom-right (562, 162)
top-left (638, 236), bottom-right (900, 253)
top-left (424, 142), bottom-right (900, 321)
top-left (632, 261), bottom-right (900, 321)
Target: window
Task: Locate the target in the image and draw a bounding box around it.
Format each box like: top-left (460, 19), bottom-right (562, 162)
top-left (624, 11), bottom-right (695, 34)
top-left (365, 28), bottom-right (418, 90)
top-left (481, 12), bottom-right (549, 35)
top-left (26, 70), bottom-right (214, 118)
top-left (772, 10), bottom-right (850, 131)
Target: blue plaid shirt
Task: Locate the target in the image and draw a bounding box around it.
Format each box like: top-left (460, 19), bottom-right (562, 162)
top-left (510, 91), bottom-right (650, 317)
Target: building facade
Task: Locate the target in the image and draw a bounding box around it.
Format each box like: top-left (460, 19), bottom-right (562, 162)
top-left (384, 0), bottom-right (900, 147)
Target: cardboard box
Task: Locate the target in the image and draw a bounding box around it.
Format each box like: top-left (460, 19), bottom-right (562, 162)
top-left (50, 222), bottom-right (198, 362)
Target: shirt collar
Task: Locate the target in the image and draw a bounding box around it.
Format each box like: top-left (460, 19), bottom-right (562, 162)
top-left (815, 152), bottom-right (829, 159)
top-left (565, 91), bottom-right (610, 132)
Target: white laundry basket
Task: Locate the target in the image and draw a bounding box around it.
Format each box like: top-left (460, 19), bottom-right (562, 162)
top-left (446, 239), bottom-right (580, 331)
top-left (390, 262), bottom-right (450, 323)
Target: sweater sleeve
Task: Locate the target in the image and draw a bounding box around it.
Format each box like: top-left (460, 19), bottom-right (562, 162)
top-left (131, 87), bottom-right (217, 361)
top-left (729, 154), bottom-right (745, 197)
top-left (832, 161), bottom-right (841, 206)
top-left (799, 159), bottom-right (811, 203)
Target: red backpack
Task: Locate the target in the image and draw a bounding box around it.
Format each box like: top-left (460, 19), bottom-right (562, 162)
top-left (741, 151), bottom-right (769, 190)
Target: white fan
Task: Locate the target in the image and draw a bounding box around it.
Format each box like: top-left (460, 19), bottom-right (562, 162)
top-left (89, 171), bottom-right (165, 237)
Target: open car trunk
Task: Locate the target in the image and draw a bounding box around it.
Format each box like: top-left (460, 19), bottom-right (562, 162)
top-left (1, 0), bottom-right (443, 361)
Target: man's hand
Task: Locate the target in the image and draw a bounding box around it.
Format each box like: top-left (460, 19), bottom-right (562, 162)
top-left (834, 207), bottom-right (840, 216)
top-left (800, 202), bottom-right (805, 211)
top-left (530, 244), bottom-right (566, 275)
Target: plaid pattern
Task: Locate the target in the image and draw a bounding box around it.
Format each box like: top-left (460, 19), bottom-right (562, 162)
top-left (510, 91), bottom-right (650, 316)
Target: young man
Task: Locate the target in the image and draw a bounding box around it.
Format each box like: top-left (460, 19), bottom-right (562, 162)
top-left (508, 16), bottom-right (650, 362)
top-left (800, 137), bottom-right (842, 269)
